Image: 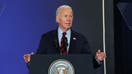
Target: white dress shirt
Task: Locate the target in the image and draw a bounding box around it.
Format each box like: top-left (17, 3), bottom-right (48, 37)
top-left (58, 27), bottom-right (71, 52)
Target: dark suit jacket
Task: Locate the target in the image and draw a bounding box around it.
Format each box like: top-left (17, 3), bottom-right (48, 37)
top-left (36, 29), bottom-right (91, 54)
top-left (36, 29), bottom-right (101, 68)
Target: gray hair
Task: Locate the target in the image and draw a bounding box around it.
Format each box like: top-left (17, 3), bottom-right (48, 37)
top-left (56, 5), bottom-right (73, 16)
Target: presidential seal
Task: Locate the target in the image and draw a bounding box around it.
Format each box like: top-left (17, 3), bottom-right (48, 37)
top-left (48, 59), bottom-right (75, 74)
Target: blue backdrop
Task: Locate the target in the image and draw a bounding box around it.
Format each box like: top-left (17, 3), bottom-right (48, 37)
top-left (0, 0), bottom-right (62, 74)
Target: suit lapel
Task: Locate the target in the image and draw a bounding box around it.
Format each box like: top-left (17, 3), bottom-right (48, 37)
top-left (53, 30), bottom-right (60, 53)
top-left (68, 31), bottom-right (77, 53)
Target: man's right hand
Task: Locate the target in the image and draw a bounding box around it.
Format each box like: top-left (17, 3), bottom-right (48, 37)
top-left (23, 52), bottom-right (34, 63)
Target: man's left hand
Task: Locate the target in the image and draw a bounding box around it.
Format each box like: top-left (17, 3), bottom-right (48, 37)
top-left (96, 49), bottom-right (106, 61)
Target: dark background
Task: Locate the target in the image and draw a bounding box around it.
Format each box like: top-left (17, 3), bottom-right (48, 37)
top-left (114, 0), bottom-right (132, 74)
top-left (0, 0), bottom-right (114, 74)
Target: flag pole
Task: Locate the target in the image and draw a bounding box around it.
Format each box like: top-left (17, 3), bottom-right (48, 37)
top-left (102, 0), bottom-right (107, 74)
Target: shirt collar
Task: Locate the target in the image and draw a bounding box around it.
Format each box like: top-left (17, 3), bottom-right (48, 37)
top-left (58, 27), bottom-right (71, 36)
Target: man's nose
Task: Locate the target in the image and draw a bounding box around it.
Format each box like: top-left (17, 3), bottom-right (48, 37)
top-left (66, 18), bottom-right (72, 22)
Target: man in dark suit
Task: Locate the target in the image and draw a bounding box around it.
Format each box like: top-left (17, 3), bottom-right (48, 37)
top-left (24, 5), bottom-right (105, 68)
top-left (36, 29), bottom-right (91, 54)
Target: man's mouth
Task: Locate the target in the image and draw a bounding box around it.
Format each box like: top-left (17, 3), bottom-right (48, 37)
top-left (65, 23), bottom-right (71, 25)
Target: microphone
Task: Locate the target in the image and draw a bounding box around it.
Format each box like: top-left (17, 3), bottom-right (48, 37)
top-left (64, 37), bottom-right (68, 48)
top-left (64, 37), bottom-right (68, 49)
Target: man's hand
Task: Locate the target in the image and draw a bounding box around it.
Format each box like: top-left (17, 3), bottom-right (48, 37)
top-left (96, 50), bottom-right (106, 61)
top-left (23, 52), bottom-right (34, 63)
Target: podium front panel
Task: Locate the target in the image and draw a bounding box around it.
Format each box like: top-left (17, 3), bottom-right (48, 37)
top-left (29, 54), bottom-right (94, 74)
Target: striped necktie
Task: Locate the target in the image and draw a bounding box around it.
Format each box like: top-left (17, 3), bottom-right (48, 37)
top-left (60, 32), bottom-right (68, 55)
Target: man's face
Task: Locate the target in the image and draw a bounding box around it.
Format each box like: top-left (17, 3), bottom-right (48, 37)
top-left (56, 8), bottom-right (73, 31)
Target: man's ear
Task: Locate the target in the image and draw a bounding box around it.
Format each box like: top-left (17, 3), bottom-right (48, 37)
top-left (56, 16), bottom-right (59, 23)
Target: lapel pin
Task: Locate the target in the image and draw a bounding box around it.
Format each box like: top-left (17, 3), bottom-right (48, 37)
top-left (73, 37), bottom-right (76, 40)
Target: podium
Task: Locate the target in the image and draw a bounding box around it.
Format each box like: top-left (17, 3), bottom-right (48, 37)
top-left (29, 54), bottom-right (94, 74)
